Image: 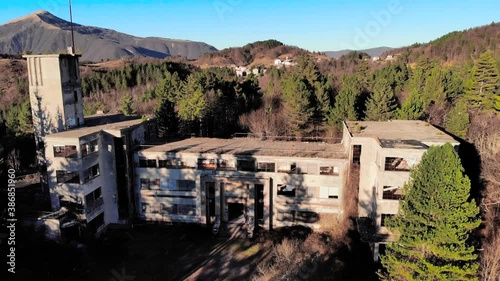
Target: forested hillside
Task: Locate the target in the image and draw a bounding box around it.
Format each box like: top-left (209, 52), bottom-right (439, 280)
top-left (1, 25), bottom-right (500, 280)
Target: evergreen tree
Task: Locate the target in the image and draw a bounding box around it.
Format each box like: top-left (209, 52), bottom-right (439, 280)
top-left (466, 51), bottom-right (500, 110)
top-left (119, 93), bottom-right (136, 116)
top-left (280, 72), bottom-right (314, 136)
top-left (397, 93), bottom-right (424, 120)
top-left (445, 100), bottom-right (470, 138)
top-left (327, 75), bottom-right (360, 125)
top-left (380, 144), bottom-right (480, 281)
top-left (155, 98), bottom-right (178, 138)
top-left (364, 78), bottom-right (398, 121)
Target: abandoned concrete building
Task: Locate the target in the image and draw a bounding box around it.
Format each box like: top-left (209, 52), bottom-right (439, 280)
top-left (135, 138), bottom-right (348, 230)
top-left (24, 53), bottom-right (459, 261)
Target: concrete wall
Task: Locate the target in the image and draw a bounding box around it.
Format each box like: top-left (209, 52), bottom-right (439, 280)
top-left (134, 151), bottom-right (348, 230)
top-left (26, 55), bottom-right (84, 139)
top-left (44, 131), bottom-right (120, 229)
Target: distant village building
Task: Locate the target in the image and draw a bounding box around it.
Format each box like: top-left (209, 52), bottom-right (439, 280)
top-left (372, 56), bottom-right (380, 62)
top-left (385, 55), bottom-right (394, 61)
top-left (235, 66), bottom-right (247, 77)
top-left (274, 56), bottom-right (296, 68)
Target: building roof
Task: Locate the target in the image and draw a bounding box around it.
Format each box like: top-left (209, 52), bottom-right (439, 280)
top-left (45, 118), bottom-right (144, 139)
top-left (22, 54), bottom-right (81, 59)
top-left (345, 120), bottom-right (458, 149)
top-left (141, 137), bottom-right (348, 159)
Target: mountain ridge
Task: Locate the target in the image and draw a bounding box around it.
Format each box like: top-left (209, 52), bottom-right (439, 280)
top-left (0, 10), bottom-right (217, 62)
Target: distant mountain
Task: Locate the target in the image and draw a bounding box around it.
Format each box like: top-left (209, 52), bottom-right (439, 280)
top-left (0, 10), bottom-right (217, 62)
top-left (385, 22), bottom-right (500, 63)
top-left (324, 47), bottom-right (393, 59)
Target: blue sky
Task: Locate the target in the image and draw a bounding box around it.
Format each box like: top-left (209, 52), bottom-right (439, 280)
top-left (1, 0), bottom-right (499, 51)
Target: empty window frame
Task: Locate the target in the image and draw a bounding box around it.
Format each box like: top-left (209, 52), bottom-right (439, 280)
top-left (353, 145), bottom-right (362, 164)
top-left (85, 187), bottom-right (103, 212)
top-left (257, 162), bottom-right (275, 172)
top-left (198, 158), bottom-right (216, 170)
top-left (81, 139), bottom-right (99, 157)
top-left (87, 212), bottom-right (105, 233)
top-left (382, 186), bottom-right (404, 200)
top-left (218, 159), bottom-right (236, 170)
top-left (320, 166), bottom-right (339, 176)
top-left (83, 164), bottom-right (100, 183)
top-left (277, 184), bottom-right (296, 197)
top-left (177, 180), bottom-right (196, 191)
top-left (277, 163), bottom-right (297, 173)
top-left (237, 159), bottom-right (256, 172)
top-left (177, 160), bottom-right (195, 169)
top-left (158, 159), bottom-right (177, 168)
top-left (177, 204), bottom-right (196, 215)
top-left (53, 145), bottom-right (77, 158)
top-left (139, 158), bottom-right (157, 168)
top-left (296, 163), bottom-right (318, 174)
top-left (56, 170), bottom-right (80, 184)
top-left (384, 157), bottom-right (411, 171)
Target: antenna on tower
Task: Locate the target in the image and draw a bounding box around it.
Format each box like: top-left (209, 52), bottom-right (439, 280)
top-left (68, 0), bottom-right (76, 54)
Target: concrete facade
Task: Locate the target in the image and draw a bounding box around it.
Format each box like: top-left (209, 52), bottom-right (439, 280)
top-left (44, 119), bottom-right (153, 236)
top-left (342, 120), bottom-right (459, 259)
top-left (134, 138), bottom-right (348, 230)
top-left (24, 54), bottom-right (84, 139)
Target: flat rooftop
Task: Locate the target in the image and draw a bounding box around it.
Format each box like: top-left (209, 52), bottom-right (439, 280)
top-left (45, 117), bottom-right (144, 139)
top-left (345, 120), bottom-right (458, 149)
top-left (141, 137), bottom-right (348, 159)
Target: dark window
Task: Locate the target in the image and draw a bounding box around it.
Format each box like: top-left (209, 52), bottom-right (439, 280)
top-left (178, 204), bottom-right (196, 215)
top-left (151, 179), bottom-right (161, 190)
top-left (277, 184), bottom-right (296, 197)
top-left (177, 180), bottom-right (196, 191)
top-left (73, 91), bottom-right (78, 102)
top-left (237, 159), bottom-right (255, 172)
top-left (83, 164), bottom-right (100, 183)
top-left (159, 159), bottom-right (177, 168)
top-left (197, 159), bottom-right (216, 170)
top-left (353, 145), bottom-right (362, 164)
top-left (178, 160), bottom-right (194, 169)
top-left (56, 171), bottom-right (80, 184)
top-left (140, 178), bottom-right (150, 190)
top-left (81, 139), bottom-right (98, 157)
top-left (53, 145), bottom-right (77, 158)
top-left (320, 166), bottom-right (339, 175)
top-left (295, 211), bottom-right (320, 223)
top-left (139, 158), bottom-right (157, 168)
top-left (384, 157), bottom-right (411, 171)
top-left (381, 214), bottom-right (394, 227)
top-left (383, 186), bottom-right (404, 200)
top-left (257, 162), bottom-right (275, 172)
top-left (85, 187), bottom-right (103, 213)
top-left (87, 212), bottom-right (105, 233)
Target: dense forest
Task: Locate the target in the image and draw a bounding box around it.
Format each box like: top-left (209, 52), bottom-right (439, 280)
top-left (1, 24), bottom-right (500, 279)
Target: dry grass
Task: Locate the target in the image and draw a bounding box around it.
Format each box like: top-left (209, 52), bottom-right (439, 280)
top-left (479, 232), bottom-right (500, 281)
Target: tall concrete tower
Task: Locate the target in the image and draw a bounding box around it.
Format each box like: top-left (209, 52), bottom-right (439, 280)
top-left (24, 54), bottom-right (84, 139)
top-left (23, 54), bottom-right (84, 190)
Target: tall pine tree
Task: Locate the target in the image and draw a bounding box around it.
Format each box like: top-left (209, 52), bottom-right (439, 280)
top-left (364, 78), bottom-right (398, 121)
top-left (327, 75), bottom-right (360, 126)
top-left (466, 51), bottom-right (500, 110)
top-left (380, 144), bottom-right (480, 281)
